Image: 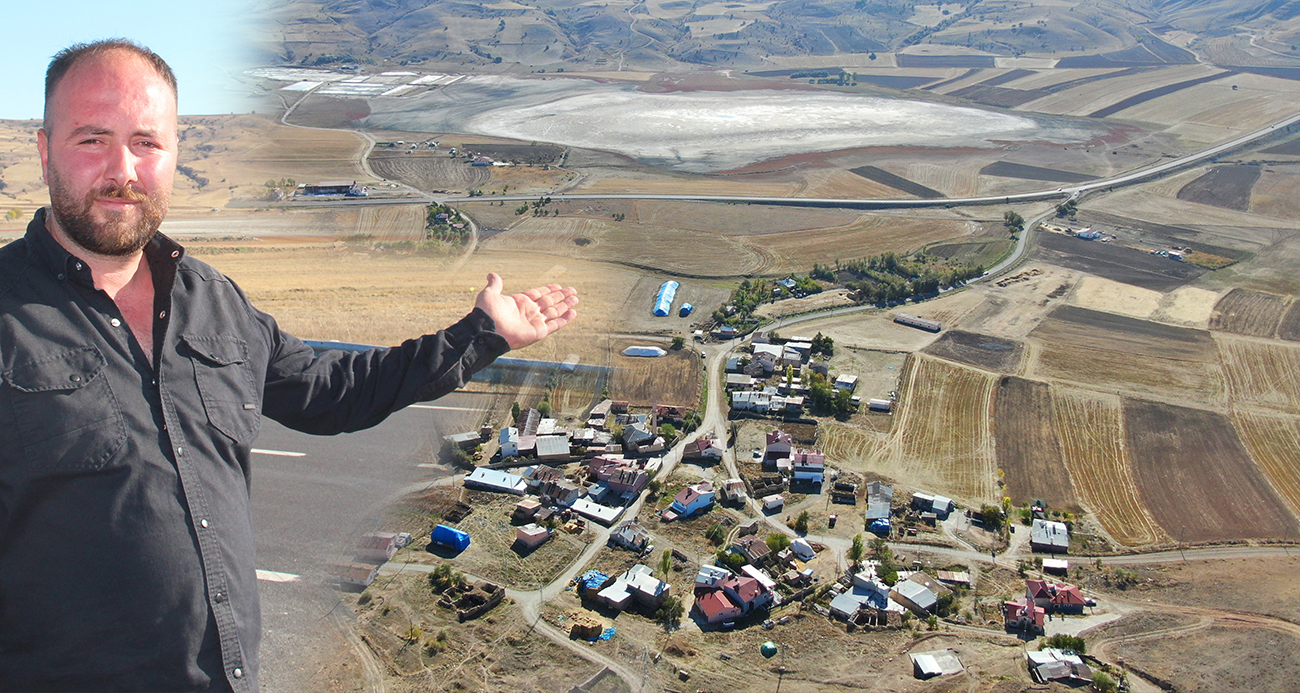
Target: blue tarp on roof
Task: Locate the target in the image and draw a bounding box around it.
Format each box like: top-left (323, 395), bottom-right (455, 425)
top-left (430, 524), bottom-right (471, 552)
top-left (579, 570), bottom-right (609, 592)
top-left (654, 281), bottom-right (679, 317)
top-left (870, 518), bottom-right (891, 535)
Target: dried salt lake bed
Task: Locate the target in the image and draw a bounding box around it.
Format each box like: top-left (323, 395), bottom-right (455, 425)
top-left (362, 75), bottom-right (1109, 171)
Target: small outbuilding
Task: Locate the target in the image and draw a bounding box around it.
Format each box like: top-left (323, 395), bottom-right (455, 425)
top-left (515, 523), bottom-right (550, 550)
top-left (431, 524), bottom-right (471, 552)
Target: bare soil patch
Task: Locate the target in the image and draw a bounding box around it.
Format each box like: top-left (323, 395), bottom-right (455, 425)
top-left (921, 330), bottom-right (1023, 373)
top-left (1034, 232), bottom-right (1206, 292)
top-left (1032, 305), bottom-right (1217, 362)
top-left (608, 338), bottom-right (701, 407)
top-left (1080, 556), bottom-right (1300, 625)
top-left (370, 151), bottom-right (490, 193)
top-left (1176, 164), bottom-right (1262, 211)
top-left (1110, 622), bottom-right (1300, 693)
top-left (993, 378), bottom-right (1080, 513)
top-left (1208, 288), bottom-right (1290, 337)
top-left (1279, 299), bottom-right (1300, 342)
top-left (978, 161), bottom-right (1097, 184)
top-left (1124, 399), bottom-right (1300, 542)
top-left (286, 96), bottom-right (371, 129)
top-left (1053, 389), bottom-right (1165, 547)
top-left (1069, 276), bottom-right (1163, 320)
top-left (847, 165), bottom-right (943, 198)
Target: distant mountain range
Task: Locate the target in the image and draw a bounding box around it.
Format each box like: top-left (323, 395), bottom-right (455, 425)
top-left (255, 0), bottom-right (1300, 71)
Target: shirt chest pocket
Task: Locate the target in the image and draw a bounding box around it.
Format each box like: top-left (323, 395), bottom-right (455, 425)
top-left (182, 335), bottom-right (261, 443)
top-left (3, 346), bottom-right (126, 475)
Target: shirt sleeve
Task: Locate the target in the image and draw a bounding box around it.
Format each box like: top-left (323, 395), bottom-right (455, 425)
top-left (256, 306), bottom-right (511, 435)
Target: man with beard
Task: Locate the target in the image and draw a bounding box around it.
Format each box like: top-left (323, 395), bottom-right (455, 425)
top-left (0, 40), bottom-right (578, 691)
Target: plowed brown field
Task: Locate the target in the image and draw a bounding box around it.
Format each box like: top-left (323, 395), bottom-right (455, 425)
top-left (1235, 410), bottom-right (1300, 520)
top-left (994, 377), bottom-right (1080, 512)
top-left (883, 356), bottom-right (997, 505)
top-left (1218, 337), bottom-right (1300, 411)
top-left (1209, 288), bottom-right (1290, 337)
top-left (1125, 399), bottom-right (1300, 542)
top-left (369, 152), bottom-right (490, 192)
top-left (1033, 342), bottom-right (1225, 405)
top-left (1052, 389), bottom-right (1165, 546)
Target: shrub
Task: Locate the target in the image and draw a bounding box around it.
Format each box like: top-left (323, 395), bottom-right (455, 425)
top-left (1042, 633), bottom-right (1086, 654)
top-left (766, 533), bottom-right (792, 552)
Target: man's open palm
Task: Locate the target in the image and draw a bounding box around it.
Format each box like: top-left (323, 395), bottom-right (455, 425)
top-left (475, 273), bottom-right (579, 350)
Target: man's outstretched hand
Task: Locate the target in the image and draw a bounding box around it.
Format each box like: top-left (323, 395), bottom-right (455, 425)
top-left (475, 273), bottom-right (579, 350)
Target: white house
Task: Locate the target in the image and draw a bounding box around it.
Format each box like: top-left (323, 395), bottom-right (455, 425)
top-left (498, 427), bottom-right (520, 458)
top-left (791, 449), bottom-right (826, 484)
top-left (666, 481), bottom-right (715, 519)
top-left (834, 374), bottom-right (859, 392)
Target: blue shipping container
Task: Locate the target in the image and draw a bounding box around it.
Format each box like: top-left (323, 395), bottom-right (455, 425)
top-left (653, 281), bottom-right (679, 317)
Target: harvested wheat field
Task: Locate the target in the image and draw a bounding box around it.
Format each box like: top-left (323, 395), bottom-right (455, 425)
top-left (608, 339), bottom-right (701, 407)
top-left (1234, 410), bottom-right (1300, 520)
top-left (1052, 389), bottom-right (1165, 547)
top-left (1124, 399), bottom-right (1300, 543)
top-left (816, 422), bottom-right (888, 475)
top-left (1218, 336), bottom-right (1300, 411)
top-left (1032, 341), bottom-right (1225, 405)
top-left (883, 356), bottom-right (997, 505)
top-left (1209, 288), bottom-right (1291, 337)
top-left (993, 377), bottom-right (1080, 513)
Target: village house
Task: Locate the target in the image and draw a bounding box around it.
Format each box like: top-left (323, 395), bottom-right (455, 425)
top-left (765, 430), bottom-right (793, 461)
top-left (465, 467), bottom-right (528, 495)
top-left (609, 521), bottom-right (651, 552)
top-left (524, 464), bottom-right (565, 490)
top-left (596, 564), bottom-right (670, 610)
top-left (681, 437), bottom-right (725, 461)
top-left (891, 579), bottom-right (938, 616)
top-left (790, 449), bottom-right (826, 484)
top-left (1031, 518), bottom-right (1071, 553)
top-left (1003, 596), bottom-right (1045, 632)
top-left (695, 565), bottom-right (731, 591)
top-left (664, 481), bottom-right (715, 521)
top-left (512, 497), bottom-right (542, 522)
top-left (1027, 649), bottom-right (1092, 684)
top-left (535, 435), bottom-right (571, 462)
top-left (720, 574), bottom-right (777, 614)
top-left (732, 535), bottom-right (773, 567)
top-left (498, 427), bottom-right (520, 458)
top-left (514, 523), bottom-right (549, 550)
top-left (607, 467), bottom-right (649, 496)
top-left (538, 479), bottom-right (584, 507)
top-left (694, 589), bottom-right (743, 625)
top-left (355, 532), bottom-right (403, 563)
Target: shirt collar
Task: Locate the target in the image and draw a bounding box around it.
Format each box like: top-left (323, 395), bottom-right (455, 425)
top-left (26, 207), bottom-right (186, 286)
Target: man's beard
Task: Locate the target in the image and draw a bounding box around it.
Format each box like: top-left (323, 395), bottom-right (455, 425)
top-left (47, 167), bottom-right (168, 257)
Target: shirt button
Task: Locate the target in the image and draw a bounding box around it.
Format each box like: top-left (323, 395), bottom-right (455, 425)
top-left (159, 310), bottom-right (167, 319)
top-left (176, 446), bottom-right (184, 456)
top-left (232, 668), bottom-right (243, 679)
top-left (199, 519), bottom-right (210, 529)
top-left (110, 318), bottom-right (122, 327)
top-left (75, 262), bottom-right (83, 271)
top-left (57, 273), bottom-right (65, 281)
top-left (214, 592), bottom-right (226, 603)
top-left (69, 374), bottom-right (82, 383)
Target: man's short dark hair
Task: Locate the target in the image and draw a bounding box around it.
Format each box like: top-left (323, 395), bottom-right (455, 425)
top-left (44, 39), bottom-right (178, 129)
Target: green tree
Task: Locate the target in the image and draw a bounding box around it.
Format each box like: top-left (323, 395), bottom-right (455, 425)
top-left (766, 533), bottom-right (792, 553)
top-left (655, 595), bottom-right (684, 628)
top-left (5, 208), bottom-right (22, 221)
top-left (847, 534), bottom-right (865, 567)
top-left (511, 401), bottom-right (521, 423)
top-left (980, 504), bottom-right (1005, 532)
top-left (538, 400), bottom-right (553, 417)
top-left (658, 423), bottom-right (678, 441)
top-left (705, 523), bottom-right (726, 545)
top-left (659, 549), bottom-right (673, 577)
top-left (794, 511), bottom-right (810, 534)
top-left (1042, 633), bottom-right (1086, 654)
top-left (671, 336), bottom-right (685, 349)
top-left (1091, 671), bottom-right (1117, 693)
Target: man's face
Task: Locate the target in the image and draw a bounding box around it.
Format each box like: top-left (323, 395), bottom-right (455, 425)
top-left (37, 50), bottom-right (177, 257)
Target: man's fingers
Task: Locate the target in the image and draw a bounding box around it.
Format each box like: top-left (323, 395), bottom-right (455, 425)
top-left (484, 272), bottom-right (504, 295)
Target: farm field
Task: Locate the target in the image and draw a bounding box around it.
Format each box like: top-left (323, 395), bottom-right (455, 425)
top-left (1068, 276), bottom-right (1164, 320)
top-left (921, 330), bottom-right (1023, 372)
top-left (1031, 305), bottom-right (1218, 362)
top-left (1052, 389), bottom-right (1165, 546)
top-left (883, 356), bottom-right (997, 505)
top-left (1034, 232), bottom-right (1206, 291)
top-left (369, 151), bottom-right (490, 192)
top-left (993, 378), bottom-right (1080, 513)
top-left (1250, 166), bottom-right (1300, 221)
top-left (1279, 299), bottom-right (1300, 342)
top-left (1124, 399), bottom-right (1300, 543)
top-left (1032, 341), bottom-right (1225, 406)
top-left (1209, 288), bottom-right (1291, 337)
top-left (608, 338), bottom-right (701, 407)
top-left (1149, 285), bottom-right (1221, 327)
top-left (1177, 165), bottom-right (1262, 211)
top-left (1234, 411), bottom-right (1300, 520)
top-left (1217, 336), bottom-right (1300, 411)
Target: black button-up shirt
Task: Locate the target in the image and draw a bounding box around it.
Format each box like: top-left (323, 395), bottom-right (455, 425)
top-left (0, 209), bottom-right (510, 691)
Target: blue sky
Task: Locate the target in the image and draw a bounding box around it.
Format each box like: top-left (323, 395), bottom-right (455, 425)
top-left (0, 1), bottom-right (259, 120)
